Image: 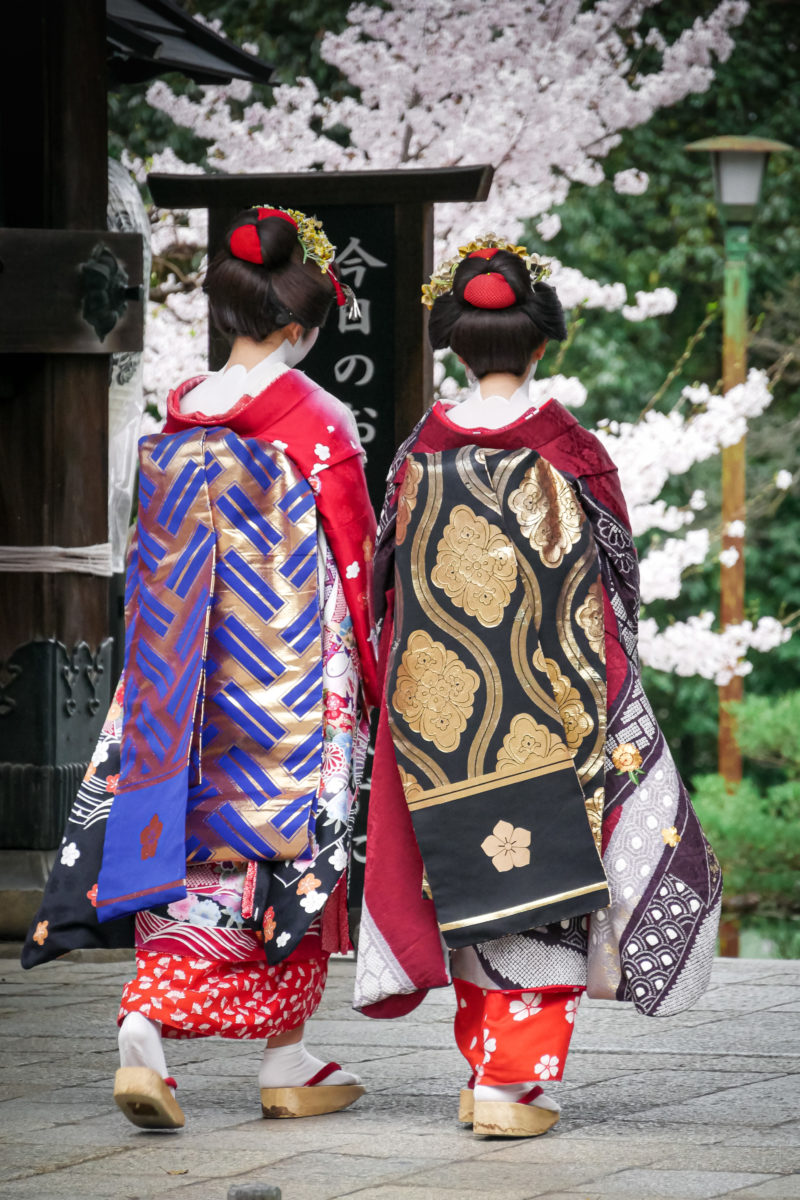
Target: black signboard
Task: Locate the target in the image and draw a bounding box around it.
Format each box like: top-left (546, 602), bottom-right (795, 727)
top-left (303, 205), bottom-right (397, 513)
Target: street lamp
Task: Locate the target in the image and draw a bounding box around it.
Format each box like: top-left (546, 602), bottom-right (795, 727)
top-left (685, 135), bottom-right (792, 785)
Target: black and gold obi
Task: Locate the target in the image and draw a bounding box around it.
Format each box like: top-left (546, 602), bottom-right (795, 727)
top-left (386, 446), bottom-right (609, 947)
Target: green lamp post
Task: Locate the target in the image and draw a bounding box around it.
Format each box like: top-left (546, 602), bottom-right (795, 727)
top-left (685, 135), bottom-right (792, 785)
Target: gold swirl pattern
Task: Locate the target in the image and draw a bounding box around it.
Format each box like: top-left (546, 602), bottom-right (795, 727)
top-left (431, 504), bottom-right (518, 628)
top-left (398, 765), bottom-right (424, 803)
top-left (496, 714), bottom-right (570, 775)
top-left (508, 458), bottom-right (584, 568)
top-left (532, 647), bottom-right (594, 752)
top-left (576, 578), bottom-right (605, 662)
top-left (392, 630), bottom-right (480, 753)
top-left (396, 458), bottom-right (423, 546)
top-left (585, 786), bottom-right (604, 852)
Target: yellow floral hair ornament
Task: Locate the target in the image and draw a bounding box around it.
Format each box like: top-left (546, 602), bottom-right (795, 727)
top-left (284, 208), bottom-right (336, 274)
top-left (246, 205), bottom-right (359, 317)
top-left (421, 234), bottom-right (551, 309)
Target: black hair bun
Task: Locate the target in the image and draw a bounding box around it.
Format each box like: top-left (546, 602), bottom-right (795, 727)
top-left (227, 208), bottom-right (299, 272)
top-left (528, 280), bottom-right (568, 342)
top-left (207, 208), bottom-right (335, 344)
top-left (451, 249), bottom-right (531, 307)
top-left (427, 249), bottom-right (567, 376)
top-left (254, 213), bottom-right (298, 271)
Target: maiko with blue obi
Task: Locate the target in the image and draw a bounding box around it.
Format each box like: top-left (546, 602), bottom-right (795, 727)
top-left (23, 206), bottom-right (379, 1129)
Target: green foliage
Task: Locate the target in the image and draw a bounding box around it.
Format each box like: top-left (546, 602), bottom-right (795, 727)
top-left (729, 691), bottom-right (800, 777)
top-left (184, 0), bottom-right (355, 90)
top-left (692, 689), bottom-right (800, 914)
top-left (692, 772), bottom-right (800, 913)
top-left (739, 913), bottom-right (800, 959)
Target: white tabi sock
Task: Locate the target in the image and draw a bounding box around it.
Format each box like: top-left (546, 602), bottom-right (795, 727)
top-left (474, 1081), bottom-right (561, 1113)
top-left (258, 1041), bottom-right (361, 1089)
top-left (118, 1011), bottom-right (169, 1079)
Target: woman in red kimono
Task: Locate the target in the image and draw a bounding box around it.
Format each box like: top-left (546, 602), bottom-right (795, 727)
top-left (357, 240), bottom-right (721, 1138)
top-left (23, 208), bottom-right (379, 1130)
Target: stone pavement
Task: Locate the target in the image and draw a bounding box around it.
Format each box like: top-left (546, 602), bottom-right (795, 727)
top-left (0, 953), bottom-right (798, 1200)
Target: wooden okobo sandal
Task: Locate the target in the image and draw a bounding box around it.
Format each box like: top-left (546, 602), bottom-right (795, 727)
top-left (114, 1067), bottom-right (185, 1129)
top-left (260, 1061), bottom-right (365, 1119)
top-left (458, 1073), bottom-right (476, 1124)
top-left (472, 1085), bottom-right (560, 1138)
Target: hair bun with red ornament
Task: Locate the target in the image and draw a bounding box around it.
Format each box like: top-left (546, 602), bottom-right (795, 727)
top-left (427, 241), bottom-right (568, 370)
top-left (228, 207), bottom-right (300, 271)
top-left (462, 272), bottom-right (518, 309)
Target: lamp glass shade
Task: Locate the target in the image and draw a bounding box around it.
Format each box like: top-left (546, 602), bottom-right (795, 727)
top-left (713, 151), bottom-right (767, 208)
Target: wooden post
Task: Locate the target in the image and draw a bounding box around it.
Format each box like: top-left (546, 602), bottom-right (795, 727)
top-left (718, 224), bottom-right (749, 786)
top-left (0, 1), bottom-right (116, 875)
top-left (394, 202), bottom-right (434, 445)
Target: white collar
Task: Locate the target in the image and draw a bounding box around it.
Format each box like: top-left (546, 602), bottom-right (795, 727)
top-left (444, 365), bottom-right (539, 430)
top-left (178, 353), bottom-right (289, 417)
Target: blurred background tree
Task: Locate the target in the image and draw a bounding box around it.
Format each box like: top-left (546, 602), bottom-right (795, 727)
top-left (529, 0), bottom-right (800, 780)
top-left (693, 691), bottom-right (800, 950)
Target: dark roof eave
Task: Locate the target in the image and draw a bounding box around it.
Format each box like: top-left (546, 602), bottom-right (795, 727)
top-left (107, 0), bottom-right (275, 87)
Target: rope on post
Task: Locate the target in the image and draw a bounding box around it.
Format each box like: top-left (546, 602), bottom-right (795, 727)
top-left (0, 544), bottom-right (114, 576)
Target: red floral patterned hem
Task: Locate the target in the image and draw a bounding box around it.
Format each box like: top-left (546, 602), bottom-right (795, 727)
top-left (453, 978), bottom-right (583, 1086)
top-left (118, 950), bottom-right (328, 1040)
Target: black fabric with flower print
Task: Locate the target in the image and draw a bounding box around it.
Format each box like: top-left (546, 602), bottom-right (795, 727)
top-left (386, 446), bottom-right (609, 948)
top-left (21, 699), bottom-right (135, 969)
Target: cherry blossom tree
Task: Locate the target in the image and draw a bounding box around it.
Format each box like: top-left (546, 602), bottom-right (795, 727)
top-left (134, 0), bottom-right (793, 681)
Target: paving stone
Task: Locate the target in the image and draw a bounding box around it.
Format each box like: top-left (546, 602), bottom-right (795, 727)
top-left (577, 1166), bottom-right (778, 1197)
top-left (559, 1067), bottom-right (774, 1122)
top-left (690, 985), bottom-right (800, 1012)
top-left (720, 1178), bottom-right (800, 1199)
top-left (339, 1189), bottom-right (535, 1200)
top-left (561, 1119), bottom-right (729, 1145)
top-left (647, 1144), bottom-right (800, 1174)
top-left (1, 957), bottom-right (798, 1199)
top-left (620, 1074), bottom-right (800, 1127)
top-left (717, 1120), bottom-right (799, 1148)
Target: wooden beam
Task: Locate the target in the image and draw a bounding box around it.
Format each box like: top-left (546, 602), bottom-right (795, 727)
top-left (149, 165), bottom-right (494, 210)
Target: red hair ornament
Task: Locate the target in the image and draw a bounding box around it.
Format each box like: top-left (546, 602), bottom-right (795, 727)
top-left (462, 271), bottom-right (517, 309)
top-left (229, 208), bottom-right (299, 265)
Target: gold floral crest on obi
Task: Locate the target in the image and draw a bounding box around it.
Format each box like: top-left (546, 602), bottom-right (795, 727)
top-left (576, 578), bottom-right (605, 662)
top-left (481, 820), bottom-right (532, 872)
top-left (496, 713), bottom-right (570, 774)
top-left (508, 458), bottom-right (584, 568)
top-left (392, 629), bottom-right (480, 753)
top-left (431, 504), bottom-right (518, 627)
top-left (532, 647), bottom-right (594, 752)
top-left (396, 458), bottom-right (423, 546)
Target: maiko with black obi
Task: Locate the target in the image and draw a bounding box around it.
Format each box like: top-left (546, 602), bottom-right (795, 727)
top-left (358, 237), bottom-right (723, 1138)
top-left (23, 205), bottom-right (378, 1129)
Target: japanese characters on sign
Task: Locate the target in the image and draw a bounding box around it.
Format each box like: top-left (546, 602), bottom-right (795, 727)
top-left (304, 208), bottom-right (396, 512)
